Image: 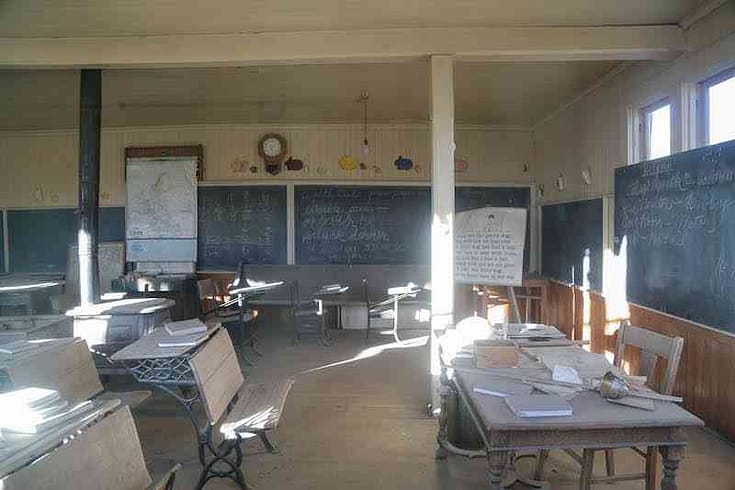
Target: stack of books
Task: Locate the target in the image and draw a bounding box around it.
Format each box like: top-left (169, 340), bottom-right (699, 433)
top-left (159, 319), bottom-right (209, 347)
top-left (0, 340), bottom-right (41, 356)
top-left (0, 387), bottom-right (95, 435)
top-left (504, 394), bottom-right (573, 418)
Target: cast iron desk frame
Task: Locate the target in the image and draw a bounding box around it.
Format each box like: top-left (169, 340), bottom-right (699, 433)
top-left (111, 326), bottom-right (247, 490)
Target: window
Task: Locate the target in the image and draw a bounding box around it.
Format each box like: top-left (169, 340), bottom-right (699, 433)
top-left (699, 68), bottom-right (735, 145)
top-left (640, 99), bottom-right (671, 161)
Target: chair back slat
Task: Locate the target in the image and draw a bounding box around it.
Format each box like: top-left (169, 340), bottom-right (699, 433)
top-left (189, 328), bottom-right (244, 424)
top-left (197, 278), bottom-right (215, 299)
top-left (613, 321), bottom-right (684, 395)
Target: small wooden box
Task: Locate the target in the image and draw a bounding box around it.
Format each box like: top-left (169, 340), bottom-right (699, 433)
top-left (473, 340), bottom-right (519, 368)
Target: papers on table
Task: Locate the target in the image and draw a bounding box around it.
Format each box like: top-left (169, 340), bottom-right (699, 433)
top-left (504, 394), bottom-right (573, 418)
top-left (473, 378), bottom-right (533, 398)
top-left (525, 346), bottom-right (624, 381)
top-left (494, 323), bottom-right (566, 339)
top-left (552, 365), bottom-right (583, 385)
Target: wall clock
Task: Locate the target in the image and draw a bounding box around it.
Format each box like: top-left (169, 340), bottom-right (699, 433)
top-left (258, 133), bottom-right (287, 164)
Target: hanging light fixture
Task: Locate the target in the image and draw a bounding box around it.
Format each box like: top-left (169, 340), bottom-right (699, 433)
top-left (357, 91), bottom-right (370, 156)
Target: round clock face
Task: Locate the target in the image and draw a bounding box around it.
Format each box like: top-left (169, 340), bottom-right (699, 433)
top-left (262, 137), bottom-right (282, 158)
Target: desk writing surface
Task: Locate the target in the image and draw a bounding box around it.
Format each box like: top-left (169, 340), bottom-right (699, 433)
top-left (456, 369), bottom-right (703, 432)
top-left (65, 297), bottom-right (174, 317)
top-left (111, 323), bottom-right (220, 361)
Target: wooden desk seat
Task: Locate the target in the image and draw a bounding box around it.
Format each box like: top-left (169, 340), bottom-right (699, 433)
top-left (184, 328), bottom-right (293, 488)
top-left (220, 378), bottom-right (294, 450)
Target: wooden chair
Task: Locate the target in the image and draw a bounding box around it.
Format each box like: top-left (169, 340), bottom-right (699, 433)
top-left (197, 278), bottom-right (258, 362)
top-left (363, 279), bottom-right (426, 344)
top-left (290, 280), bottom-right (329, 345)
top-left (534, 320), bottom-right (684, 489)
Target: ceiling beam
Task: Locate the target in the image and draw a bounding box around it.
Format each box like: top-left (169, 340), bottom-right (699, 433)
top-left (0, 25), bottom-right (684, 69)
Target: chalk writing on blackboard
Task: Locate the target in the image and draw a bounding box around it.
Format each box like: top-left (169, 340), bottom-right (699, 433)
top-left (197, 186), bottom-right (287, 269)
top-left (295, 186), bottom-right (430, 265)
top-left (615, 139), bottom-right (735, 333)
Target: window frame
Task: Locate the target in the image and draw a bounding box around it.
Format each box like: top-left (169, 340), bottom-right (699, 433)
top-left (639, 97), bottom-right (672, 161)
top-left (698, 66), bottom-right (735, 146)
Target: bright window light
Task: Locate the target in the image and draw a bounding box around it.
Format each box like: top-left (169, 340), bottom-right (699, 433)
top-left (644, 103), bottom-right (671, 160)
top-left (707, 74), bottom-right (735, 145)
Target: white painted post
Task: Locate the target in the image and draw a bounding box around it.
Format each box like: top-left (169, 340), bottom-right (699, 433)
top-left (429, 55), bottom-right (455, 413)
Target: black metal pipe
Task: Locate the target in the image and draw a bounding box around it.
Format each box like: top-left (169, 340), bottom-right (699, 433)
top-left (78, 69), bottom-right (102, 306)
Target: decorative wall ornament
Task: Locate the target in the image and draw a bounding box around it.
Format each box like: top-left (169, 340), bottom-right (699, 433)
top-left (231, 157), bottom-right (250, 173)
top-left (266, 163), bottom-right (282, 176)
top-left (285, 156), bottom-right (304, 171)
top-left (455, 158), bottom-right (468, 172)
top-left (581, 167), bottom-right (592, 185)
top-left (394, 155), bottom-right (413, 171)
top-left (556, 173), bottom-right (566, 191)
top-left (338, 155), bottom-right (359, 171)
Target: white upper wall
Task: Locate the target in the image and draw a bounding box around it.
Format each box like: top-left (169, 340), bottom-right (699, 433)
top-left (0, 123), bottom-right (533, 209)
top-left (533, 1), bottom-right (735, 204)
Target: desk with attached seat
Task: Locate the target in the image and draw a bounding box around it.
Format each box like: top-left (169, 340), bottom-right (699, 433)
top-left (111, 324), bottom-right (293, 489)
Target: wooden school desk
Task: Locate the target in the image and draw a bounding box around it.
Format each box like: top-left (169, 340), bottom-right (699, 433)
top-left (449, 350), bottom-right (703, 490)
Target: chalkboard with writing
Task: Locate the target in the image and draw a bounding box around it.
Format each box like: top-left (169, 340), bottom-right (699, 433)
top-left (295, 186), bottom-right (431, 265)
top-left (197, 186), bottom-right (287, 270)
top-left (455, 186), bottom-right (530, 212)
top-left (542, 198), bottom-right (603, 291)
top-left (615, 140), bottom-right (735, 333)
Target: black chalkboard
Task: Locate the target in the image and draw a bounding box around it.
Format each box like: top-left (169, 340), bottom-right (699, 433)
top-left (0, 212), bottom-right (4, 273)
top-left (8, 207), bottom-right (125, 273)
top-left (615, 139), bottom-right (735, 333)
top-left (456, 186), bottom-right (531, 271)
top-left (455, 186), bottom-right (530, 212)
top-left (295, 186), bottom-right (431, 265)
top-left (542, 199), bottom-right (603, 291)
top-left (197, 186), bottom-right (287, 270)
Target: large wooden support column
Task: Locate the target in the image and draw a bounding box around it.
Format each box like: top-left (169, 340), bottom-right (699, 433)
top-left (77, 69), bottom-right (102, 306)
top-left (429, 55), bottom-right (455, 412)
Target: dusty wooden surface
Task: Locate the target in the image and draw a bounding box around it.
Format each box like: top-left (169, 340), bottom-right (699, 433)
top-left (1, 403), bottom-right (151, 490)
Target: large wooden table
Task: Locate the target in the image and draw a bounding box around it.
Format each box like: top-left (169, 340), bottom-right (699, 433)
top-left (450, 348), bottom-right (704, 490)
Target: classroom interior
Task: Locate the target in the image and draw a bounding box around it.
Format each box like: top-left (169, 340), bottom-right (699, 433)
top-left (0, 1), bottom-right (734, 489)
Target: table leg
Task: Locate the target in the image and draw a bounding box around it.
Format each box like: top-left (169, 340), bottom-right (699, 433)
top-left (487, 450), bottom-right (508, 489)
top-left (659, 445), bottom-right (684, 490)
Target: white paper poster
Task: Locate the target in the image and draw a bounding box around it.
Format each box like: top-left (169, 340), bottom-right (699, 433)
top-left (455, 207), bottom-right (527, 286)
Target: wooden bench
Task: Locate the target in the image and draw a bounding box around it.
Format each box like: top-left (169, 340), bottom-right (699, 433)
top-left (112, 325), bottom-right (293, 489)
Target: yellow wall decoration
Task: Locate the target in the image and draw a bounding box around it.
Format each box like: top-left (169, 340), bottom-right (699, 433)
top-left (338, 155), bottom-right (360, 171)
